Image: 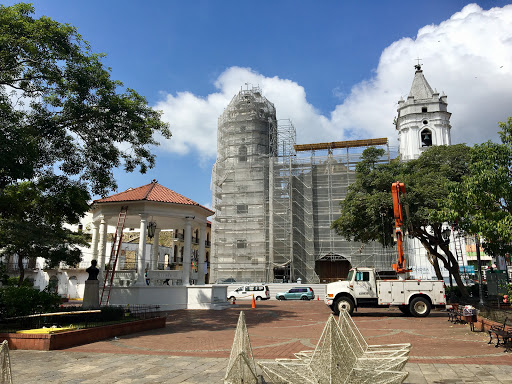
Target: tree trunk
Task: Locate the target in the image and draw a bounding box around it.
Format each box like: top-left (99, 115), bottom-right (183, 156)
top-left (418, 234), bottom-right (469, 297)
top-left (432, 256), bottom-right (443, 281)
top-left (439, 244), bottom-right (469, 297)
top-left (17, 254), bottom-right (25, 287)
top-left (426, 251), bottom-right (443, 280)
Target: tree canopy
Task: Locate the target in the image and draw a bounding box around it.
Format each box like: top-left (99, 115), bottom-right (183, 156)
top-left (445, 117), bottom-right (512, 257)
top-left (0, 3), bottom-right (171, 284)
top-left (331, 144), bottom-right (471, 294)
top-left (0, 3), bottom-right (171, 195)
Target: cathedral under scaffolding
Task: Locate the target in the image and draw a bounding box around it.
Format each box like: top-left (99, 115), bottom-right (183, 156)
top-left (211, 87), bottom-right (397, 283)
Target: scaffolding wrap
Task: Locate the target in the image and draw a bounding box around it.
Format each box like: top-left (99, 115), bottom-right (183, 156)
top-left (212, 87), bottom-right (397, 283)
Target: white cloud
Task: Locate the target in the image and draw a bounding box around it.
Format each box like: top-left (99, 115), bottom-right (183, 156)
top-left (154, 3), bottom-right (512, 160)
top-left (344, 3), bottom-right (512, 147)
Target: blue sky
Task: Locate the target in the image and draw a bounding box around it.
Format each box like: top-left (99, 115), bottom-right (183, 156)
top-left (6, 1), bottom-right (512, 211)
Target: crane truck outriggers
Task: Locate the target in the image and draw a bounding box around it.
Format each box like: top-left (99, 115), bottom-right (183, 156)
top-left (324, 181), bottom-right (446, 317)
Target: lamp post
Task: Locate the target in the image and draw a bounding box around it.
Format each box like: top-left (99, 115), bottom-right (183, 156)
top-left (475, 234), bottom-right (484, 307)
top-left (441, 227), bottom-right (453, 294)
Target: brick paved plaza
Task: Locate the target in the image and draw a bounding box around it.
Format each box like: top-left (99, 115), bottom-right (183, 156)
top-left (9, 301), bottom-right (512, 383)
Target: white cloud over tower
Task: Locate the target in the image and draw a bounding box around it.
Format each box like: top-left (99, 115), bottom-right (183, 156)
top-left (154, 3), bottom-right (512, 159)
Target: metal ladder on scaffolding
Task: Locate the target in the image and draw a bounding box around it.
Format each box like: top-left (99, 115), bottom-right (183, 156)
top-left (451, 222), bottom-right (466, 279)
top-left (100, 206), bottom-right (128, 306)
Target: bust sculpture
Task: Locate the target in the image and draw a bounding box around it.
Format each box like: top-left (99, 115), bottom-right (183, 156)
top-left (86, 260), bottom-right (100, 281)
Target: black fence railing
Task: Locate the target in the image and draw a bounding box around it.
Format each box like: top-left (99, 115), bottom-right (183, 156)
top-left (117, 304), bottom-right (161, 320)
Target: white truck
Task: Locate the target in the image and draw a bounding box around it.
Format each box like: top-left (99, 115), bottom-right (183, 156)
top-left (324, 267), bottom-right (446, 317)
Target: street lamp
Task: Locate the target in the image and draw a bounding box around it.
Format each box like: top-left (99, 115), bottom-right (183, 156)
top-left (441, 227), bottom-right (451, 244)
top-left (441, 226), bottom-right (454, 295)
top-left (475, 234), bottom-right (484, 307)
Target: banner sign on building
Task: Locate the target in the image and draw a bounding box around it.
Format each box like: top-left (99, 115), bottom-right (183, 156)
top-left (459, 265), bottom-right (475, 274)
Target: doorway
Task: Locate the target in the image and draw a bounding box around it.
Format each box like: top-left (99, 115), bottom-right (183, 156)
top-left (315, 254), bottom-right (352, 283)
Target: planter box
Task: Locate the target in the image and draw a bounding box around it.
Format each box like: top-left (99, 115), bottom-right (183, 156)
top-left (0, 316), bottom-right (166, 351)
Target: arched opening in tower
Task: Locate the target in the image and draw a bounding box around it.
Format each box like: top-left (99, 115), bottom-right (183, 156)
top-left (315, 254), bottom-right (352, 283)
top-left (420, 128), bottom-right (433, 147)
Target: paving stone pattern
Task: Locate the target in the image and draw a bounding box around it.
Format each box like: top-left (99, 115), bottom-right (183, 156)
top-left (9, 301), bottom-right (512, 383)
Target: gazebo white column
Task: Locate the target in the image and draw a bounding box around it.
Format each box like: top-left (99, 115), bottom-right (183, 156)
top-left (182, 218), bottom-right (193, 285)
top-left (136, 214), bottom-right (148, 285)
top-left (90, 221), bottom-right (100, 263)
top-left (98, 217), bottom-right (107, 268)
top-left (197, 223), bottom-right (206, 285)
top-left (151, 228), bottom-right (161, 270)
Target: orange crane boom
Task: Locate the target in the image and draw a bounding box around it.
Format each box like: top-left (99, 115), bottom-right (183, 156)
top-left (391, 181), bottom-right (412, 274)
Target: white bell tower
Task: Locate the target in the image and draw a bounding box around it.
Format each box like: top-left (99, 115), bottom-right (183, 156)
top-left (396, 64), bottom-right (451, 160)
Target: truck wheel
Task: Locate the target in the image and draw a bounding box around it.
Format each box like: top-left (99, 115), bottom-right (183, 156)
top-left (256, 296), bottom-right (262, 301)
top-left (333, 297), bottom-right (354, 316)
top-left (409, 297), bottom-right (431, 317)
top-left (398, 305), bottom-right (411, 316)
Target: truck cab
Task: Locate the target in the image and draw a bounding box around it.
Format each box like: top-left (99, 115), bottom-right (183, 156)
top-left (324, 267), bottom-right (379, 315)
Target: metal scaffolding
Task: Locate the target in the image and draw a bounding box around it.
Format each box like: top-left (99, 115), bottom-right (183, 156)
top-left (211, 86), bottom-right (277, 282)
top-left (211, 88), bottom-right (396, 283)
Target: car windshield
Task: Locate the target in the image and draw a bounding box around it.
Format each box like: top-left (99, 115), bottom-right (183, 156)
top-left (346, 270), bottom-right (354, 281)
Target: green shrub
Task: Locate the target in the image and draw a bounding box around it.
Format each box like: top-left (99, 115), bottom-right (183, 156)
top-left (0, 286), bottom-right (61, 318)
top-left (5, 276), bottom-right (33, 287)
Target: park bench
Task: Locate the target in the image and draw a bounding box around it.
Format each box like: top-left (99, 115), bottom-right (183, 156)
top-left (448, 306), bottom-right (479, 331)
top-left (447, 307), bottom-right (465, 324)
top-left (488, 317), bottom-right (511, 351)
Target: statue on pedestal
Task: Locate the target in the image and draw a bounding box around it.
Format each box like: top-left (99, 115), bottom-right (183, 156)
top-left (86, 260), bottom-right (99, 280)
top-left (83, 260), bottom-right (100, 308)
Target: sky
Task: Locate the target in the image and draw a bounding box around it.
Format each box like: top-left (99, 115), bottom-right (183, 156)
top-left (5, 1), bottom-right (512, 211)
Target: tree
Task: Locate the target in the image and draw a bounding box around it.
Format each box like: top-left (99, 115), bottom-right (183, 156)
top-left (331, 144), bottom-right (471, 295)
top-left (445, 117), bottom-right (512, 258)
top-left (0, 3), bottom-right (171, 285)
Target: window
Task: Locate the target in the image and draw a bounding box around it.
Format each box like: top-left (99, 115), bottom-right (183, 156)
top-left (421, 128), bottom-right (432, 147)
top-left (355, 271), bottom-right (370, 281)
top-left (78, 224), bottom-right (83, 233)
top-left (421, 107), bottom-right (427, 113)
top-left (239, 145), bottom-right (247, 162)
top-left (237, 240), bottom-right (247, 249)
top-left (124, 250), bottom-right (136, 270)
top-left (237, 204), bottom-right (248, 214)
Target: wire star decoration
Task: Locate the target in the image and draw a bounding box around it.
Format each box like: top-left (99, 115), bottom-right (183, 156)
top-left (225, 310), bottom-right (410, 384)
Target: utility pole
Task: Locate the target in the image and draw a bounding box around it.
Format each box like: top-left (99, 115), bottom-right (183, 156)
top-left (475, 234), bottom-right (484, 307)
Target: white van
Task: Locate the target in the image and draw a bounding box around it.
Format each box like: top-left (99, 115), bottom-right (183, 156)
top-left (227, 284), bottom-right (270, 301)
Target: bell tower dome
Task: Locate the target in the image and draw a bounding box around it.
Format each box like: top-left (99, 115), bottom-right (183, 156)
top-left (396, 64), bottom-right (452, 160)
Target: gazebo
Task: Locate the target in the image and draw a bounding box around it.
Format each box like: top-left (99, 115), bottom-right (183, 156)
top-left (88, 180), bottom-right (226, 309)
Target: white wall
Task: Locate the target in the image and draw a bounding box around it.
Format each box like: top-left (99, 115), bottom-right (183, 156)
top-left (108, 285), bottom-right (228, 310)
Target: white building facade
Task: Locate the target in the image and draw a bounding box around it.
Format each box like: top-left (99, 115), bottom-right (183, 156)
top-left (396, 64), bottom-right (451, 161)
top-left (396, 64), bottom-right (472, 281)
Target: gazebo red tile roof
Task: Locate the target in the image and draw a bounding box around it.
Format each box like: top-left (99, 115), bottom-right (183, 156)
top-left (94, 180), bottom-right (214, 213)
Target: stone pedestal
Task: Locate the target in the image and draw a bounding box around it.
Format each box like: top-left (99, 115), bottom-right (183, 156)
top-left (82, 280), bottom-right (100, 309)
